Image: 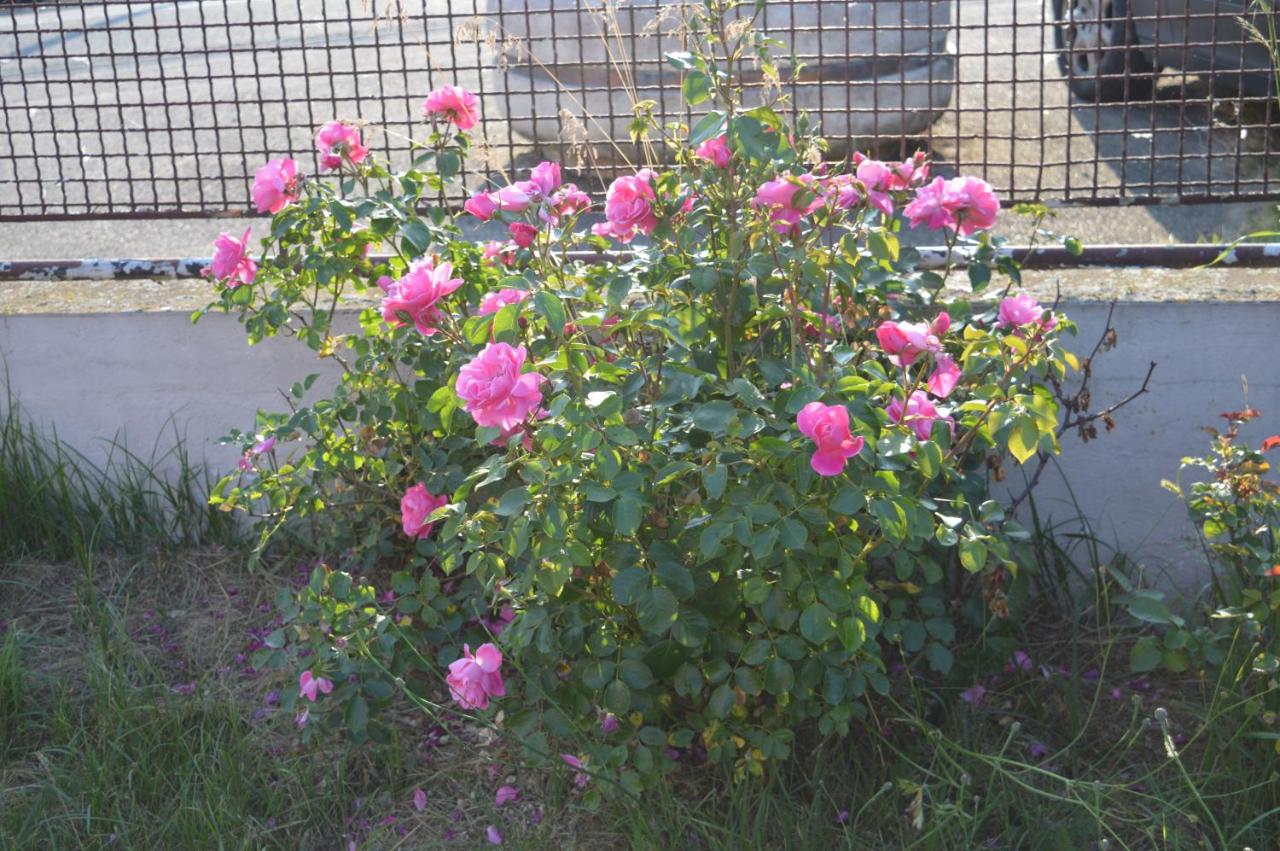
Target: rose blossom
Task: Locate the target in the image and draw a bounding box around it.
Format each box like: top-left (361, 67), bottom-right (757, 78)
top-left (421, 84), bottom-right (479, 130)
top-left (796, 402), bottom-right (865, 477)
top-left (543, 183), bottom-right (591, 224)
top-left (495, 181), bottom-right (541, 213)
top-left (927, 354), bottom-right (962, 399)
top-left (381, 258), bottom-right (464, 336)
top-left (886, 390), bottom-right (954, 442)
top-left (875, 312), bottom-right (949, 367)
top-left (464, 191), bottom-right (499, 221)
top-left (854, 158), bottom-right (895, 215)
top-left (446, 643), bottom-right (505, 710)
top-left (400, 482), bottom-right (448, 539)
top-left (298, 670), bottom-right (333, 702)
top-left (997, 292), bottom-right (1055, 331)
top-left (456, 343), bottom-right (546, 431)
top-left (752, 174), bottom-right (822, 233)
top-left (314, 120), bottom-right (369, 171)
top-left (695, 134), bottom-right (731, 168)
top-left (904, 176), bottom-right (1000, 236)
top-left (508, 221), bottom-right (537, 249)
top-left (205, 227), bottom-right (257, 287)
top-left (481, 241), bottom-right (516, 267)
top-left (591, 169), bottom-right (657, 243)
top-left (528, 161), bottom-right (562, 195)
top-left (252, 158), bottom-right (300, 214)
top-left (478, 288), bottom-right (530, 316)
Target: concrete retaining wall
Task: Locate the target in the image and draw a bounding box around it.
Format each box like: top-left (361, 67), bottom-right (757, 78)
top-left (2, 274), bottom-right (1277, 587)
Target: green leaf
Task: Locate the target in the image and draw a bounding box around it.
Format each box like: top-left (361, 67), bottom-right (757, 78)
top-left (1130, 636), bottom-right (1163, 673)
top-left (959, 538), bottom-right (988, 573)
top-left (691, 400), bottom-right (737, 435)
top-left (496, 486), bottom-right (530, 517)
top-left (401, 219), bottom-right (431, 254)
top-left (708, 683), bottom-right (736, 718)
top-left (831, 485), bottom-right (866, 515)
top-left (613, 495), bottom-right (644, 537)
top-left (1008, 416), bottom-right (1040, 464)
top-left (619, 659), bottom-right (655, 689)
top-left (605, 680), bottom-right (632, 714)
top-left (764, 658), bottom-right (795, 694)
top-left (799, 602), bottom-right (836, 645)
top-left (671, 609), bottom-right (711, 648)
top-left (925, 643), bottom-right (954, 674)
top-left (688, 110), bottom-right (727, 145)
top-left (740, 639), bottom-right (772, 666)
top-left (655, 562), bottom-right (694, 599)
top-left (703, 465), bottom-right (728, 499)
top-left (534, 291), bottom-right (566, 331)
top-left (582, 660), bottom-right (615, 689)
top-left (346, 695), bottom-right (369, 738)
top-left (637, 587), bottom-right (679, 635)
top-left (682, 70), bottom-right (711, 105)
top-left (1122, 593), bottom-right (1185, 627)
top-left (612, 567), bottom-right (650, 606)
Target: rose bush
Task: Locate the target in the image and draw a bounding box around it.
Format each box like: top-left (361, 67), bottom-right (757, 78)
top-left (202, 4), bottom-right (1080, 796)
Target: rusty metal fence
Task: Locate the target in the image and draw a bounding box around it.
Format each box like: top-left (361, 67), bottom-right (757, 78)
top-left (1, 0), bottom-right (1278, 221)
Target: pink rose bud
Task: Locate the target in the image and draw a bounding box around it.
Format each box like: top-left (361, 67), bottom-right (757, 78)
top-left (528, 161), bottom-right (562, 196)
top-left (508, 221), bottom-right (537, 249)
top-left (874, 319), bottom-right (943, 367)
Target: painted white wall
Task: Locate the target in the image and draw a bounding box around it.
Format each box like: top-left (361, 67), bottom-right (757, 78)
top-left (1, 301), bottom-right (1276, 586)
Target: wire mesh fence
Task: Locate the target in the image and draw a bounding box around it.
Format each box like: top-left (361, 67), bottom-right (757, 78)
top-left (1, 0), bottom-right (1278, 221)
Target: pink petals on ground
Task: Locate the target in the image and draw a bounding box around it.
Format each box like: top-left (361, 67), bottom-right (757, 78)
top-left (298, 670), bottom-right (333, 702)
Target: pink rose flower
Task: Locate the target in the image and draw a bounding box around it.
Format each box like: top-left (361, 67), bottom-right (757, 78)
top-left (299, 670), bottom-right (333, 702)
top-left (481, 241), bottom-right (515, 267)
top-left (904, 176), bottom-right (1000, 236)
top-left (478, 288), bottom-right (530, 316)
top-left (943, 176), bottom-right (1000, 235)
top-left (314, 120), bottom-right (369, 171)
top-left (421, 84), bottom-right (479, 130)
top-left (381, 258), bottom-right (464, 336)
top-left (205, 227), bottom-right (257, 287)
top-left (875, 313), bottom-right (949, 367)
top-left (591, 169), bottom-right (657, 243)
top-left (854, 159), bottom-right (895, 215)
top-left (464, 191), bottom-right (499, 221)
top-left (927, 354), bottom-right (962, 399)
top-left (508, 221), bottom-right (537, 249)
top-left (456, 342), bottom-right (546, 431)
top-left (495, 181), bottom-right (540, 213)
top-left (796, 402), bottom-right (865, 477)
top-left (543, 183), bottom-right (591, 224)
top-left (752, 174), bottom-right (822, 234)
top-left (886, 390), bottom-right (954, 442)
top-left (446, 643), bottom-right (505, 710)
top-left (528, 161), bottom-right (562, 195)
top-left (824, 173), bottom-right (861, 210)
top-left (252, 158), bottom-right (300, 214)
top-left (400, 482), bottom-right (448, 539)
top-left (997, 292), bottom-right (1055, 331)
top-left (695, 134), bottom-right (731, 168)
top-left (888, 151), bottom-right (929, 191)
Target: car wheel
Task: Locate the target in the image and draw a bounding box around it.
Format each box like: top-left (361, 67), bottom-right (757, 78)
top-left (1052, 0), bottom-right (1154, 102)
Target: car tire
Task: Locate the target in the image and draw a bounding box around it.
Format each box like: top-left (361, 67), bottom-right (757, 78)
top-left (1052, 0), bottom-right (1155, 102)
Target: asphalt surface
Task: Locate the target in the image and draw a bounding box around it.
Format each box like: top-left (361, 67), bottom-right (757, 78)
top-left (0, 0), bottom-right (1276, 260)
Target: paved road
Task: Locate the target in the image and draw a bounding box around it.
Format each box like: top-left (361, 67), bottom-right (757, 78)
top-left (0, 0), bottom-right (1274, 258)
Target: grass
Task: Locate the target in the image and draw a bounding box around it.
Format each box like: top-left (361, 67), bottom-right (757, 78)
top-left (2, 403), bottom-right (1278, 849)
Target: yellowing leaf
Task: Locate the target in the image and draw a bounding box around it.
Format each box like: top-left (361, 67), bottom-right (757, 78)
top-left (1008, 417), bottom-right (1039, 464)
